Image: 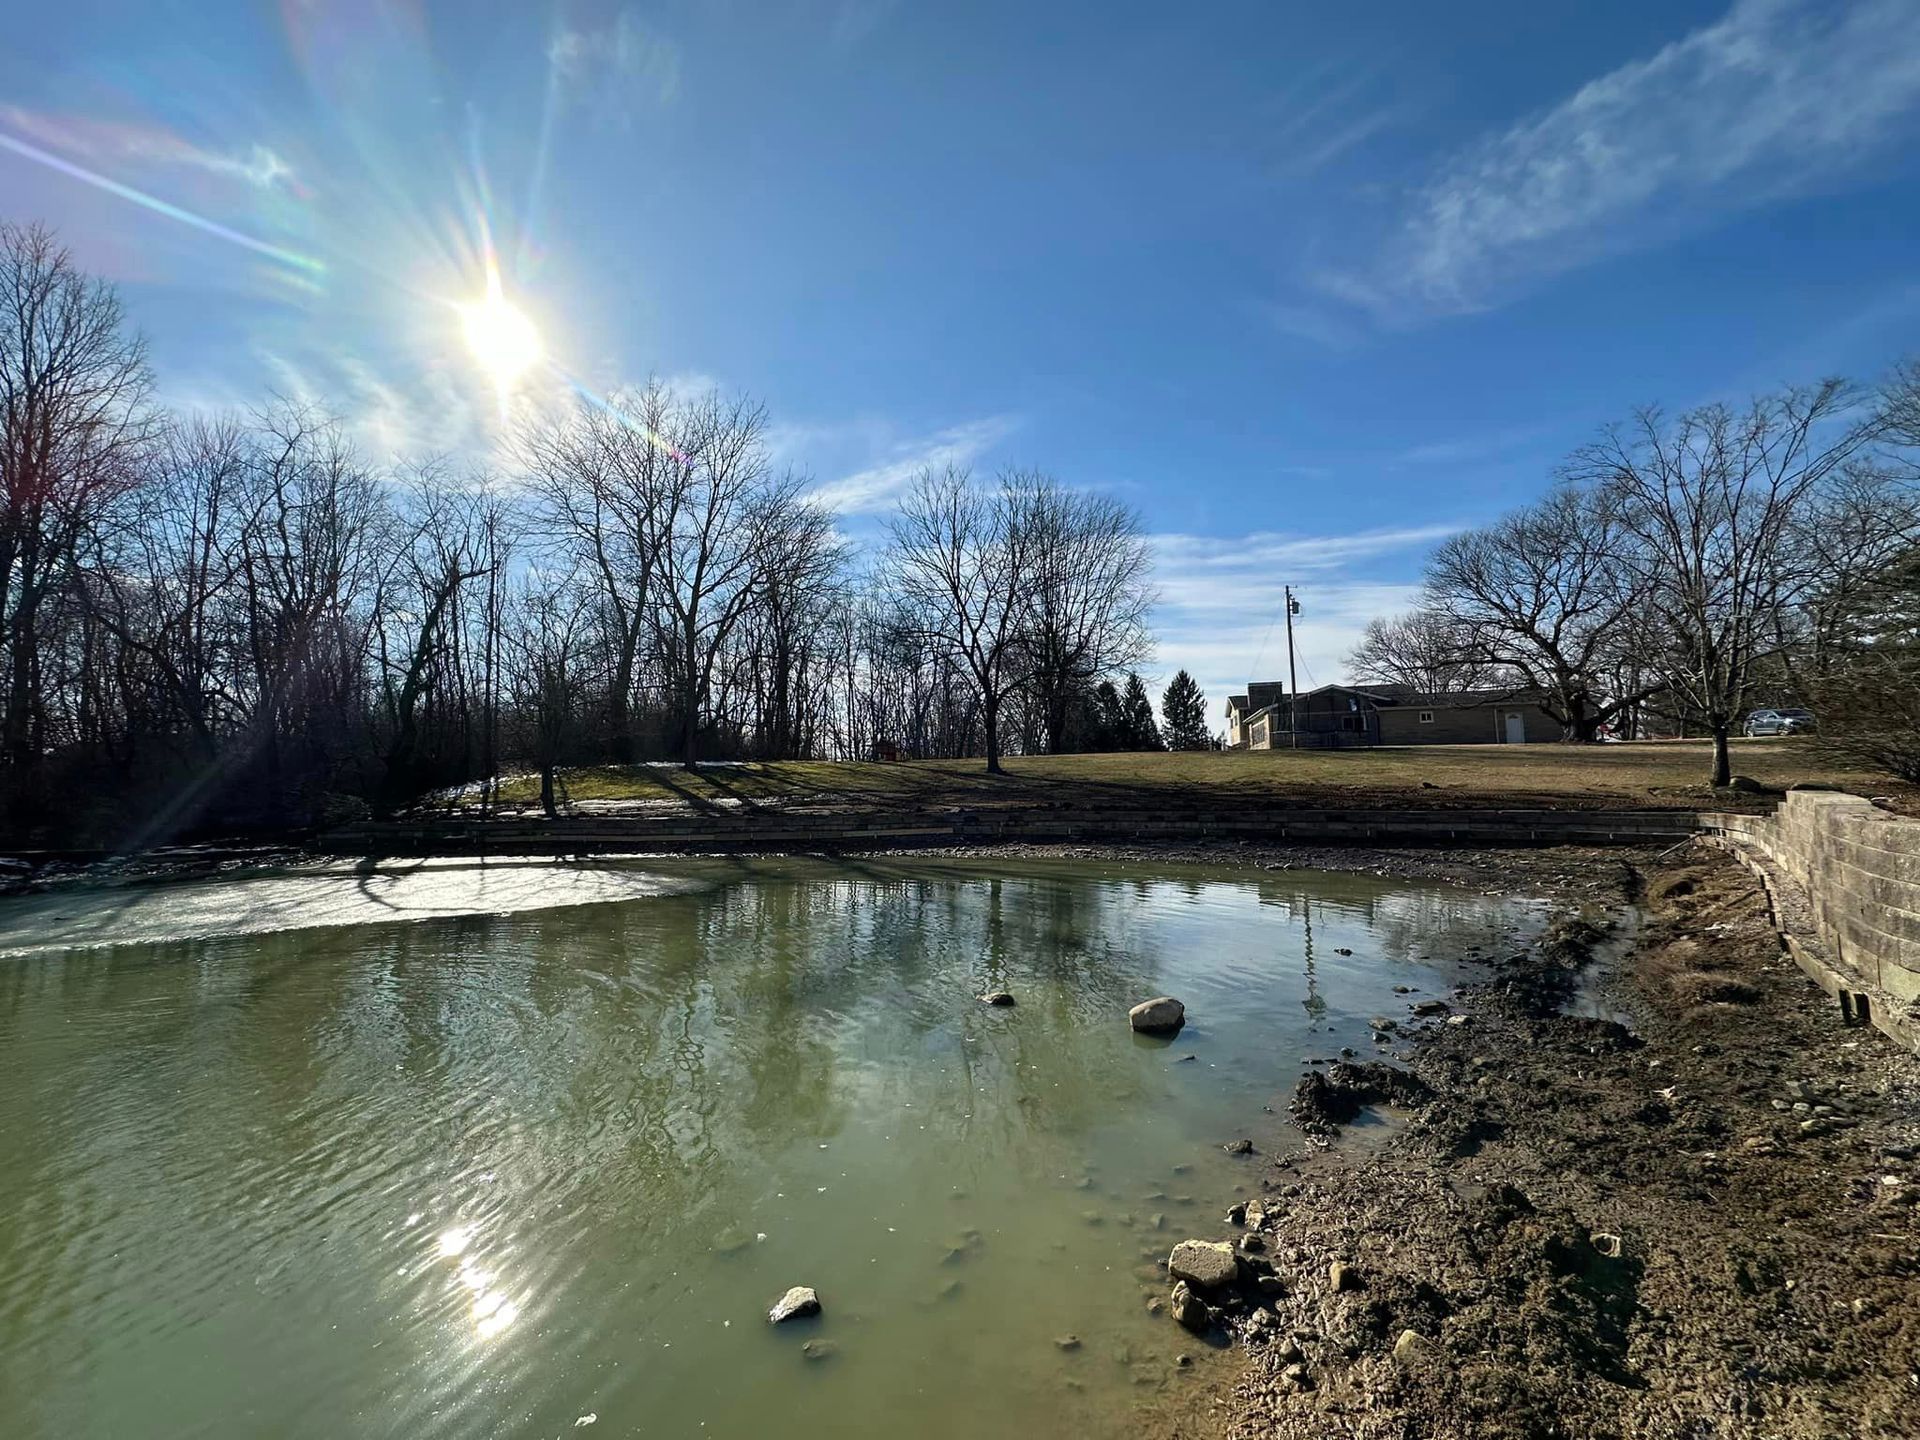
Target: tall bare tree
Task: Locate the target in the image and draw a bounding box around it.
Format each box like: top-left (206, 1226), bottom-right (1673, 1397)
top-left (1015, 471), bottom-right (1155, 753)
top-left (1424, 485), bottom-right (1648, 740)
top-left (1572, 382), bottom-right (1880, 785)
top-left (519, 381), bottom-right (694, 762)
top-left (0, 222), bottom-right (152, 810)
top-left (373, 469), bottom-right (501, 810)
top-left (652, 391), bottom-right (802, 768)
top-left (882, 465), bottom-right (1036, 773)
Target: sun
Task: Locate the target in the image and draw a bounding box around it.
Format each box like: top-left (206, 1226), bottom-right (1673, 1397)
top-left (459, 262), bottom-right (543, 393)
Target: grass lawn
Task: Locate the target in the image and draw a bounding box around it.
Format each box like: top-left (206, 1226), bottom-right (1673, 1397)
top-left (465, 740), bottom-right (1915, 816)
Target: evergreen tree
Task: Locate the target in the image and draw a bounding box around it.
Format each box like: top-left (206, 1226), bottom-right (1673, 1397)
top-left (1160, 669), bottom-right (1210, 750)
top-left (1091, 679), bottom-right (1127, 750)
top-left (1121, 672), bottom-right (1164, 750)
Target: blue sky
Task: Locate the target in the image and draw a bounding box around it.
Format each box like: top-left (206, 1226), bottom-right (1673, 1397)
top-left (5, 0), bottom-right (1920, 725)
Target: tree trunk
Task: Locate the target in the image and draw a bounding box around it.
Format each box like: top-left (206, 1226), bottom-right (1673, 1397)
top-left (608, 638), bottom-right (636, 765)
top-left (1710, 724), bottom-right (1732, 788)
top-left (983, 689), bottom-right (1003, 774)
top-left (540, 763), bottom-right (558, 819)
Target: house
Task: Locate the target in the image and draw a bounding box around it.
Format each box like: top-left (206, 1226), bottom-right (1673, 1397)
top-left (1224, 682), bottom-right (1289, 748)
top-left (1232, 682), bottom-right (1562, 748)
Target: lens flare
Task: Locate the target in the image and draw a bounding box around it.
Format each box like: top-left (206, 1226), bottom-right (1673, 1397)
top-left (459, 260), bottom-right (543, 395)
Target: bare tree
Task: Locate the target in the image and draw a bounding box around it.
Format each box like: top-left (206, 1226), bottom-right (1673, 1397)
top-left (373, 469), bottom-right (500, 811)
top-left (503, 574), bottom-right (595, 818)
top-left (1424, 485), bottom-right (1649, 740)
top-left (1348, 609), bottom-right (1504, 697)
top-left (881, 465), bottom-right (1035, 773)
top-left (744, 502), bottom-right (847, 758)
top-left (232, 401), bottom-right (387, 808)
top-left (1015, 471), bottom-right (1155, 752)
top-left (1572, 382), bottom-right (1880, 786)
top-left (652, 391), bottom-right (800, 768)
top-left (519, 382), bottom-right (690, 762)
top-left (0, 222), bottom-right (152, 810)
top-left (79, 414), bottom-right (251, 763)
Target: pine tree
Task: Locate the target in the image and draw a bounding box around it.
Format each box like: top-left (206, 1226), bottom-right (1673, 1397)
top-left (1091, 679), bottom-right (1127, 750)
top-left (1121, 672), bottom-right (1163, 750)
top-left (1160, 669), bottom-right (1210, 750)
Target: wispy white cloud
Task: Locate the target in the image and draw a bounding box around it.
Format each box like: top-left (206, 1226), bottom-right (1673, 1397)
top-left (1147, 523), bottom-right (1459, 729)
top-left (549, 8), bottom-right (683, 117)
top-left (1258, 60), bottom-right (1413, 181)
top-left (0, 105), bottom-right (296, 191)
top-left (1320, 0), bottom-right (1920, 322)
top-left (1391, 421), bottom-right (1559, 467)
top-left (806, 414), bottom-right (1021, 514)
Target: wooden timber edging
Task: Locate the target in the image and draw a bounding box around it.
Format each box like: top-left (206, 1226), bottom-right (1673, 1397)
top-left (320, 805), bottom-right (1702, 858)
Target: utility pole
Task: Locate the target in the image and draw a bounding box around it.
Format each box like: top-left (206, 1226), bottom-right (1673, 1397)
top-left (1284, 586), bottom-right (1300, 748)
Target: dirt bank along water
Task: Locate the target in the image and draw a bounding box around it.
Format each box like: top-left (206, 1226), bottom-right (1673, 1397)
top-left (1118, 841), bottom-right (1920, 1440)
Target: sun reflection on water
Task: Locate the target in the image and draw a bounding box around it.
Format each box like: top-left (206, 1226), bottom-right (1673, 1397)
top-left (433, 1224), bottom-right (520, 1339)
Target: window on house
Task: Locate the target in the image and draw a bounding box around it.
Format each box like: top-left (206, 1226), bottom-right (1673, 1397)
top-left (1420, 710), bottom-right (1434, 723)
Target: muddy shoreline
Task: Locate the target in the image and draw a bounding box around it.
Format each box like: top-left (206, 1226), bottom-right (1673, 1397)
top-left (1110, 841), bottom-right (1920, 1439)
top-left (869, 839), bottom-right (1655, 906)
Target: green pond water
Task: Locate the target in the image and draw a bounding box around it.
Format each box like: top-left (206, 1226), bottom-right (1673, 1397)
top-left (0, 855), bottom-right (1544, 1439)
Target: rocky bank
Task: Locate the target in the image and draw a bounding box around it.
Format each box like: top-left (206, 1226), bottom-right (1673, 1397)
top-left (1133, 842), bottom-right (1920, 1439)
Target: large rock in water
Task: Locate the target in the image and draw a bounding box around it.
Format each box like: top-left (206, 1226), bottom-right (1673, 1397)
top-left (1168, 1239), bottom-right (1240, 1290)
top-left (1129, 996), bottom-right (1186, 1034)
top-left (768, 1286), bottom-right (821, 1323)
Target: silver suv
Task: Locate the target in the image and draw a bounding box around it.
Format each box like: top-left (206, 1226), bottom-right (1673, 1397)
top-left (1743, 707), bottom-right (1815, 736)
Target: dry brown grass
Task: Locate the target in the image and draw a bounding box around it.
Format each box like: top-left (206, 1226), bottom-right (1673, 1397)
top-left (464, 738), bottom-right (1915, 815)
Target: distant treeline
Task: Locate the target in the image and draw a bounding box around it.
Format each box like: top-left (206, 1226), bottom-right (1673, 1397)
top-left (1350, 367), bottom-right (1920, 784)
top-left (0, 222), bottom-right (1159, 846)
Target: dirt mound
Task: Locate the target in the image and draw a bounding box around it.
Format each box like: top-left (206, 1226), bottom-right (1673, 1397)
top-left (1289, 1062), bottom-right (1436, 1137)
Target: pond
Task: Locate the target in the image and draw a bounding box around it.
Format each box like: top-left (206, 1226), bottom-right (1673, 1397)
top-left (0, 855), bottom-right (1543, 1439)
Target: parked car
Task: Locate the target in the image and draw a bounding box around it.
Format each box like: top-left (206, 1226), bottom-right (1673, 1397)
top-left (1743, 707), bottom-right (1816, 736)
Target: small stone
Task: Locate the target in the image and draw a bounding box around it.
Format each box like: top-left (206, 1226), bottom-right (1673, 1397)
top-left (1334, 947), bottom-right (1353, 956)
top-left (1169, 1239), bottom-right (1241, 1290)
top-left (1412, 999), bottom-right (1451, 1017)
top-left (978, 991), bottom-right (1015, 1007)
top-left (1170, 1280), bottom-right (1214, 1333)
top-left (1445, 1014), bottom-right (1469, 1027)
top-left (1329, 1261), bottom-right (1360, 1293)
top-left (1226, 1202), bottom-right (1248, 1226)
top-left (1224, 1139), bottom-right (1254, 1156)
top-left (1130, 996), bottom-right (1187, 1034)
top-left (1280, 1361), bottom-right (1313, 1391)
top-left (1590, 1232), bottom-right (1623, 1259)
top-left (1175, 1353), bottom-right (1193, 1368)
top-left (801, 1338), bottom-right (839, 1362)
top-left (1392, 1329), bottom-right (1433, 1366)
top-left (769, 1286), bottom-right (821, 1323)
top-left (1054, 1334), bottom-right (1082, 1351)
top-left (1145, 1295), bottom-right (1166, 1315)
top-left (1148, 1213), bottom-right (1167, 1230)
